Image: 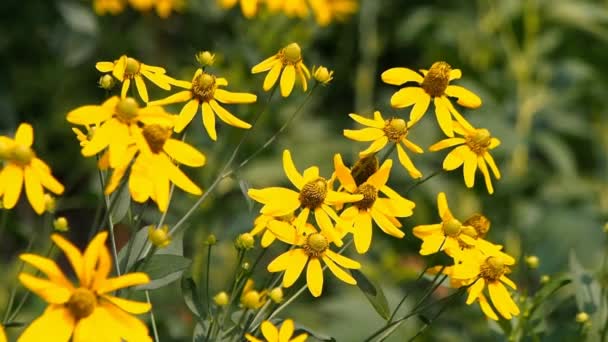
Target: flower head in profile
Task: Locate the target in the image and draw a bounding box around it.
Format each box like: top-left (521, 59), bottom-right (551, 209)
top-left (344, 111), bottom-right (423, 179)
top-left (149, 69), bottom-right (256, 140)
top-left (250, 213), bottom-right (295, 248)
top-left (240, 279), bottom-right (267, 310)
top-left (245, 319), bottom-right (308, 342)
top-left (248, 150), bottom-right (362, 246)
top-left (67, 96), bottom-right (175, 168)
top-left (312, 66), bottom-right (333, 85)
top-left (451, 251), bottom-right (520, 320)
top-left (334, 155), bottom-right (415, 253)
top-left (96, 55), bottom-right (173, 103)
top-left (267, 223), bottom-right (360, 297)
top-left (0, 123), bottom-right (64, 214)
top-left (252, 43), bottom-right (311, 97)
top-left (309, 0), bottom-right (358, 26)
top-left (381, 61), bottom-right (481, 137)
top-left (18, 232), bottom-right (152, 341)
top-left (429, 120), bottom-right (501, 194)
top-left (105, 122), bottom-right (206, 212)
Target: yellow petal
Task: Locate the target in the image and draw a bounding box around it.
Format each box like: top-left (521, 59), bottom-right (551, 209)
top-left (72, 307), bottom-right (116, 342)
top-left (214, 89), bottom-right (257, 104)
top-left (484, 152), bottom-right (501, 179)
top-left (252, 55), bottom-right (279, 73)
top-left (91, 245), bottom-right (112, 290)
top-left (412, 223), bottom-right (442, 238)
top-left (409, 91), bottom-right (431, 122)
top-left (500, 275), bottom-right (517, 290)
top-left (82, 232), bottom-right (110, 287)
top-left (163, 139), bottom-right (206, 167)
top-left (441, 145), bottom-right (468, 171)
top-left (2, 163), bottom-right (23, 210)
top-left (141, 70), bottom-right (172, 90)
top-left (449, 69), bottom-right (462, 81)
top-left (478, 157), bottom-right (494, 194)
top-left (67, 104), bottom-right (114, 125)
top-left (381, 67), bottom-right (423, 85)
top-left (261, 321), bottom-right (279, 341)
top-left (333, 154), bottom-right (357, 193)
top-left (366, 159), bottom-right (391, 188)
top-left (466, 278), bottom-right (485, 304)
top-left (348, 112), bottom-right (384, 129)
top-left (401, 138), bottom-right (424, 154)
top-left (302, 166), bottom-right (319, 182)
top-left (463, 152), bottom-right (477, 188)
top-left (315, 208), bottom-right (342, 247)
top-left (306, 257), bottom-right (324, 297)
top-left (81, 119), bottom-right (115, 157)
top-left (488, 281), bottom-right (520, 319)
top-left (280, 64), bottom-right (296, 97)
top-left (17, 306), bottom-right (75, 342)
top-left (434, 97), bottom-right (454, 137)
top-left (24, 166), bottom-right (44, 214)
top-left (209, 99), bottom-right (252, 129)
top-left (358, 136), bottom-right (389, 156)
top-left (263, 62), bottom-right (282, 91)
top-left (98, 273), bottom-right (150, 294)
top-left (478, 293), bottom-right (499, 320)
top-left (343, 127), bottom-right (385, 142)
top-left (98, 303), bottom-right (152, 342)
top-left (323, 256), bottom-right (356, 285)
top-left (325, 191), bottom-right (362, 205)
top-left (112, 56), bottom-right (126, 81)
top-left (437, 192), bottom-right (451, 219)
top-left (390, 87), bottom-right (424, 108)
top-left (445, 85), bottom-right (482, 108)
top-left (428, 137), bottom-right (465, 151)
top-left (96, 61), bottom-right (114, 72)
top-left (134, 75), bottom-right (149, 102)
top-left (148, 90), bottom-right (192, 107)
top-left (283, 149), bottom-right (304, 189)
top-left (371, 208), bottom-right (404, 238)
top-left (15, 123), bottom-right (34, 147)
top-left (175, 99), bottom-right (199, 133)
top-left (353, 212), bottom-right (372, 253)
top-left (163, 155), bottom-right (202, 195)
top-left (396, 144), bottom-right (422, 179)
top-left (50, 234), bottom-right (85, 283)
top-left (31, 159), bottom-right (64, 195)
top-left (121, 78), bottom-right (130, 99)
top-left (279, 319), bottom-right (295, 342)
top-left (18, 274), bottom-right (71, 304)
top-left (103, 295), bottom-right (152, 314)
top-left (375, 197), bottom-right (414, 218)
top-left (279, 249), bottom-right (308, 287)
top-left (201, 101), bottom-right (217, 141)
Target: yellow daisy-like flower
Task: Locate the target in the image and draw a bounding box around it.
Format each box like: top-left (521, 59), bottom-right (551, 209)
top-left (67, 96), bottom-right (174, 168)
top-left (218, 0), bottom-right (259, 18)
top-left (267, 223), bottom-right (360, 297)
top-left (309, 0), bottom-right (358, 26)
top-left (250, 213), bottom-right (294, 248)
top-left (105, 123), bottom-right (205, 212)
top-left (0, 123), bottom-right (64, 214)
top-left (381, 61), bottom-right (482, 137)
top-left (451, 251), bottom-right (520, 320)
top-left (93, 0), bottom-right (126, 15)
top-left (251, 43), bottom-right (311, 98)
top-left (18, 232), bottom-right (152, 341)
top-left (245, 319), bottom-right (308, 342)
top-left (96, 55), bottom-right (173, 103)
top-left (149, 69), bottom-right (256, 140)
top-left (343, 111), bottom-right (423, 179)
top-left (248, 150), bottom-right (362, 246)
top-left (429, 120), bottom-right (501, 194)
top-left (334, 154), bottom-right (415, 253)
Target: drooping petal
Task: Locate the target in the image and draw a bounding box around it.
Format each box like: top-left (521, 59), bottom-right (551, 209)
top-left (466, 278), bottom-right (486, 304)
top-left (488, 282), bottom-right (520, 319)
top-left (17, 306), bottom-right (75, 342)
top-left (477, 157), bottom-right (494, 194)
top-left (428, 138), bottom-right (465, 151)
top-left (440, 145), bottom-right (468, 171)
top-left (315, 208), bottom-right (342, 247)
top-left (98, 303), bottom-right (152, 342)
top-left (463, 151), bottom-right (478, 188)
top-left (2, 164), bottom-right (23, 209)
top-left (213, 89), bottom-right (257, 104)
top-left (278, 250), bottom-right (308, 287)
top-left (484, 152), bottom-right (501, 179)
top-left (348, 113), bottom-right (384, 129)
top-left (280, 64), bottom-right (296, 97)
top-left (163, 139), bottom-right (206, 167)
top-left (306, 258), bottom-right (324, 297)
top-left (251, 55), bottom-right (279, 73)
top-left (371, 208), bottom-right (404, 238)
top-left (325, 249), bottom-right (360, 269)
top-left (408, 91), bottom-right (431, 123)
top-left (163, 156), bottom-right (202, 195)
top-left (201, 101), bottom-right (217, 141)
top-left (97, 273), bottom-right (150, 294)
top-left (102, 295), bottom-right (152, 314)
top-left (18, 274), bottom-right (72, 304)
top-left (81, 119), bottom-right (116, 157)
top-left (353, 212), bottom-right (372, 254)
top-left (148, 90), bottom-right (192, 107)
top-left (134, 75), bottom-right (149, 102)
top-left (322, 256), bottom-right (356, 284)
top-left (209, 100), bottom-right (252, 129)
top-left (262, 62), bottom-right (282, 91)
top-left (96, 61), bottom-right (114, 72)
top-left (381, 67), bottom-right (423, 85)
top-left (31, 159), bottom-right (64, 195)
top-left (412, 224), bottom-right (442, 238)
top-left (390, 87), bottom-right (425, 109)
top-left (500, 275), bottom-right (517, 290)
top-left (396, 144), bottom-right (422, 179)
top-left (283, 150), bottom-right (304, 189)
top-left (343, 128), bottom-right (385, 142)
top-left (445, 85), bottom-right (482, 108)
top-left (358, 136), bottom-right (389, 156)
top-left (24, 166), bottom-right (45, 214)
top-left (478, 293), bottom-right (499, 320)
top-left (260, 321), bottom-right (279, 341)
top-left (175, 99), bottom-right (200, 133)
top-left (434, 97), bottom-right (454, 137)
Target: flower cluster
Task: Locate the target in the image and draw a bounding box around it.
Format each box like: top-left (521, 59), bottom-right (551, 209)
top-left (93, 0), bottom-right (183, 18)
top-left (218, 0), bottom-right (358, 26)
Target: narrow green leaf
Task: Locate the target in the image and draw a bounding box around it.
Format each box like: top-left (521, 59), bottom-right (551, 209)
top-left (135, 255), bottom-right (191, 290)
top-left (181, 274), bottom-right (203, 318)
top-left (351, 269), bottom-right (391, 320)
top-left (117, 226), bottom-right (149, 271)
top-left (239, 179), bottom-right (254, 212)
top-left (568, 251), bottom-right (607, 336)
top-left (110, 182), bottom-right (131, 223)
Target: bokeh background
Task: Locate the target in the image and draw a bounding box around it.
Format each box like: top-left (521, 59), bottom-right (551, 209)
top-left (1, 0), bottom-right (607, 341)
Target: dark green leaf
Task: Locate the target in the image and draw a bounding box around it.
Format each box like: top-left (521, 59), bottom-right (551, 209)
top-left (117, 226), bottom-right (149, 271)
top-left (351, 269), bottom-right (391, 320)
top-left (135, 255), bottom-right (191, 290)
top-left (181, 274), bottom-right (204, 318)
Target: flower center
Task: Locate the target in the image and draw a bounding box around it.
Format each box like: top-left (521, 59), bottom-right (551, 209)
top-left (465, 129), bottom-right (492, 155)
top-left (115, 97), bottom-right (140, 123)
top-left (10, 144), bottom-right (34, 165)
top-left (304, 233), bottom-right (328, 257)
top-left (66, 288), bottom-right (97, 320)
top-left (421, 61), bottom-right (451, 97)
top-left (442, 218), bottom-right (462, 237)
top-left (124, 57), bottom-right (141, 77)
top-left (351, 155), bottom-right (379, 186)
top-left (142, 124), bottom-right (172, 154)
top-left (383, 118), bottom-right (408, 142)
top-left (354, 183), bottom-right (378, 210)
top-left (192, 72), bottom-right (216, 102)
top-left (463, 214), bottom-right (491, 238)
top-left (280, 43), bottom-right (302, 65)
top-left (299, 177), bottom-right (328, 209)
top-left (479, 257), bottom-right (507, 281)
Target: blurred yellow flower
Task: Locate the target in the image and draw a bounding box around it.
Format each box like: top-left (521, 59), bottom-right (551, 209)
top-left (267, 223), bottom-right (360, 297)
top-left (248, 150), bottom-right (362, 246)
top-left (0, 123), bottom-right (64, 214)
top-left (18, 232), bottom-right (152, 341)
top-left (252, 43), bottom-right (310, 97)
top-left (195, 51), bottom-right (216, 67)
top-left (96, 55), bottom-right (173, 103)
top-left (344, 111), bottom-right (423, 179)
top-left (128, 0), bottom-right (154, 11)
top-left (266, 0), bottom-right (309, 18)
top-left (93, 0), bottom-right (126, 15)
top-left (429, 120), bottom-right (501, 194)
top-left (218, 0), bottom-right (259, 18)
top-left (381, 61), bottom-right (481, 137)
top-left (149, 69), bottom-right (256, 140)
top-left (309, 0), bottom-right (358, 26)
top-left (105, 123), bottom-right (206, 212)
top-left (67, 96), bottom-right (174, 168)
top-left (245, 319), bottom-right (308, 342)
top-left (334, 154), bottom-right (415, 253)
top-left (154, 0), bottom-right (183, 18)
top-left (312, 65), bottom-right (333, 84)
top-left (240, 279), bottom-right (267, 309)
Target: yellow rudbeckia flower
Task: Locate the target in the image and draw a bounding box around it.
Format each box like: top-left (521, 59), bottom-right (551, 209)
top-left (334, 154), bottom-right (415, 253)
top-left (0, 123), bottom-right (64, 214)
top-left (343, 111), bottom-right (423, 179)
top-left (248, 150), bottom-right (362, 246)
top-left (18, 232), bottom-right (152, 342)
top-left (267, 223), bottom-right (360, 297)
top-left (67, 96), bottom-right (175, 168)
top-left (309, 0), bottom-right (358, 26)
top-left (429, 120), bottom-right (501, 194)
top-left (105, 123), bottom-right (206, 212)
top-left (96, 55), bottom-right (173, 103)
top-left (149, 69), bottom-right (256, 140)
top-left (252, 43), bottom-right (311, 97)
top-left (381, 61), bottom-right (482, 137)
top-left (245, 319), bottom-right (308, 342)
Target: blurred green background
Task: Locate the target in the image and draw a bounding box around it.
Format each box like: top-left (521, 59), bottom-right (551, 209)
top-left (1, 0), bottom-right (607, 341)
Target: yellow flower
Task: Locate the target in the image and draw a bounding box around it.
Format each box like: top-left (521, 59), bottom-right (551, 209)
top-left (334, 154), bottom-right (415, 253)
top-left (218, 0), bottom-right (259, 18)
top-left (0, 123), bottom-right (64, 214)
top-left (105, 123), bottom-right (206, 212)
top-left (343, 111), bottom-right (423, 179)
top-left (312, 65), bottom-right (334, 85)
top-left (96, 55), bottom-right (173, 103)
top-left (93, 0), bottom-right (126, 15)
top-left (266, 0), bottom-right (309, 18)
top-left (154, 0), bottom-right (183, 18)
top-left (451, 251), bottom-right (519, 320)
top-left (195, 51), bottom-right (216, 67)
top-left (248, 150), bottom-right (362, 246)
top-left (128, 0), bottom-right (154, 11)
top-left (240, 279), bottom-right (267, 310)
top-left (245, 319), bottom-right (308, 342)
top-left (18, 232), bottom-right (152, 341)
top-left (149, 69), bottom-right (256, 140)
top-left (148, 225), bottom-right (171, 248)
top-left (429, 120), bottom-right (501, 194)
top-left (67, 96), bottom-right (174, 168)
top-left (0, 324), bottom-right (6, 342)
top-left (381, 61), bottom-right (482, 137)
top-left (251, 43), bottom-right (311, 97)
top-left (213, 291), bottom-right (229, 306)
top-left (250, 213), bottom-right (295, 248)
top-left (267, 223), bottom-right (360, 297)
top-left (309, 0), bottom-right (358, 26)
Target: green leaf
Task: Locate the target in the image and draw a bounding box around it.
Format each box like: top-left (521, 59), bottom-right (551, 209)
top-left (192, 321), bottom-right (210, 342)
top-left (351, 269), bottom-right (391, 321)
top-left (57, 1), bottom-right (98, 36)
top-left (568, 251), bottom-right (607, 336)
top-left (135, 255), bottom-right (191, 290)
top-left (117, 226), bottom-right (149, 271)
top-left (110, 183), bottom-right (131, 224)
top-left (181, 274), bottom-right (204, 318)
top-left (534, 132), bottom-right (577, 177)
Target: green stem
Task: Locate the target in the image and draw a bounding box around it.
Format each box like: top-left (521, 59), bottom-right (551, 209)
top-left (146, 291), bottom-right (160, 342)
top-left (2, 232), bottom-right (36, 324)
top-left (205, 244), bottom-right (213, 316)
top-left (100, 170), bottom-right (121, 276)
top-left (405, 169), bottom-right (442, 196)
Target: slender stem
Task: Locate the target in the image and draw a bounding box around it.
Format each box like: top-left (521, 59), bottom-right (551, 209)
top-left (406, 287), bottom-right (465, 342)
top-left (146, 291), bottom-right (160, 342)
top-left (205, 244), bottom-right (213, 315)
top-left (2, 232), bottom-right (36, 324)
top-left (121, 202), bottom-right (149, 273)
top-left (405, 169), bottom-right (442, 196)
top-left (99, 168), bottom-right (121, 276)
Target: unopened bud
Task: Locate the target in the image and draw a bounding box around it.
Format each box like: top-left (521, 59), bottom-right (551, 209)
top-left (235, 233), bottom-right (255, 250)
top-left (98, 74), bottom-right (115, 90)
top-left (148, 225), bottom-right (171, 248)
top-left (241, 290), bottom-right (263, 309)
top-left (44, 194), bottom-right (56, 213)
top-left (540, 275), bottom-right (550, 284)
top-left (576, 312), bottom-right (590, 324)
top-left (53, 217), bottom-right (69, 232)
top-left (313, 66), bottom-right (333, 84)
top-left (269, 287), bottom-right (283, 303)
top-left (525, 255), bottom-right (539, 269)
top-left (205, 234), bottom-right (217, 246)
top-left (213, 291), bottom-right (229, 306)
top-left (196, 51), bottom-right (216, 67)
top-left (241, 262), bottom-right (251, 271)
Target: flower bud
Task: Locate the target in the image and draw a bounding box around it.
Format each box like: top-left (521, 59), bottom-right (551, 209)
top-left (603, 222), bottom-right (608, 233)
top-left (235, 233), bottom-right (255, 250)
top-left (53, 217), bottom-right (69, 232)
top-left (576, 311), bottom-right (589, 324)
top-left (313, 66), bottom-right (334, 84)
top-left (98, 74), bottom-right (115, 90)
top-left (44, 194), bottom-right (56, 213)
top-left (525, 255), bottom-right (539, 269)
top-left (148, 225), bottom-right (171, 248)
top-left (196, 51), bottom-right (216, 67)
top-left (241, 290), bottom-right (263, 309)
top-left (269, 287), bottom-right (283, 303)
top-left (205, 234), bottom-right (217, 246)
top-left (241, 262), bottom-right (251, 271)
top-left (213, 291), bottom-right (229, 306)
